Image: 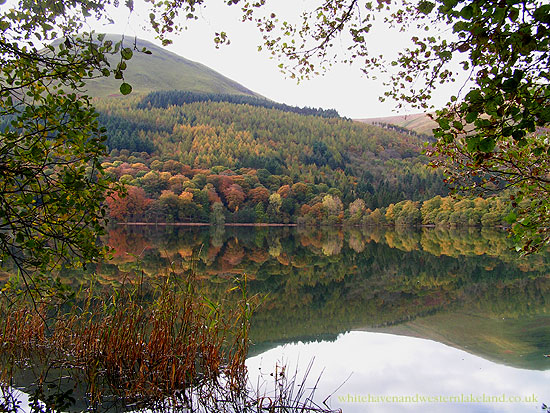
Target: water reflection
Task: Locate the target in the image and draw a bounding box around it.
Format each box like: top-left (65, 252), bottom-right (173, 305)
top-left (79, 225), bottom-right (550, 371)
top-left (3, 225), bottom-right (550, 411)
top-left (247, 331), bottom-right (549, 413)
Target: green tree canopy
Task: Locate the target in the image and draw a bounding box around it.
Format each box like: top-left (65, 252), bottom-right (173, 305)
top-left (0, 0), bottom-right (142, 274)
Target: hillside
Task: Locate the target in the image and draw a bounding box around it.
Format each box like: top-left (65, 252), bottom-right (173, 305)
top-left (356, 113), bottom-right (437, 136)
top-left (83, 34), bottom-right (259, 97)
top-left (96, 93), bottom-right (448, 224)
top-left (80, 37), bottom-right (454, 224)
top-left (370, 311), bottom-right (550, 370)
top-left (97, 89), bottom-right (516, 227)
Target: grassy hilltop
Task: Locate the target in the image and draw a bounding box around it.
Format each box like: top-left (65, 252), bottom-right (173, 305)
top-left (84, 34), bottom-right (260, 97)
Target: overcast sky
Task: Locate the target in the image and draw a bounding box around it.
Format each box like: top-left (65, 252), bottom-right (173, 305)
top-left (90, 0), bottom-right (457, 119)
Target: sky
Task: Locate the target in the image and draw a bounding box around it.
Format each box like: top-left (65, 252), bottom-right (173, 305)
top-left (88, 0), bottom-right (458, 119)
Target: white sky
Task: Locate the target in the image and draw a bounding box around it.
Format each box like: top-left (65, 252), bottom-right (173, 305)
top-left (88, 0), bottom-right (458, 119)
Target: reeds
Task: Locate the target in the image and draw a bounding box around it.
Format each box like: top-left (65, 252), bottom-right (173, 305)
top-left (0, 270), bottom-right (250, 410)
top-left (0, 272), bottom-right (340, 412)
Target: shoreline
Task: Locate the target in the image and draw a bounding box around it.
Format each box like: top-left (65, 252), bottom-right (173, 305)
top-left (118, 222), bottom-right (298, 227)
top-left (116, 222), bottom-right (509, 230)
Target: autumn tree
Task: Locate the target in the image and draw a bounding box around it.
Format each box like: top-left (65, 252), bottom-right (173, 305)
top-left (106, 186), bottom-right (151, 221)
top-left (421, 196), bottom-right (443, 225)
top-left (158, 190), bottom-right (180, 221)
top-left (267, 192), bottom-right (282, 221)
top-left (322, 194), bottom-right (344, 224)
top-left (249, 186), bottom-right (270, 204)
top-left (148, 0), bottom-right (549, 252)
top-left (224, 183), bottom-right (246, 212)
top-left (348, 198), bottom-right (367, 224)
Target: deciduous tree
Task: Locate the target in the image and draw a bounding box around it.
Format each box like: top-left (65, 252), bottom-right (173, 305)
top-left (106, 185), bottom-right (151, 221)
top-left (149, 0), bottom-right (549, 252)
top-left (0, 0), bottom-right (155, 275)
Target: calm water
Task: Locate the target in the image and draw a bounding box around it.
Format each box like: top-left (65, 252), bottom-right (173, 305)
top-left (7, 225), bottom-right (550, 411)
top-left (93, 225), bottom-right (550, 412)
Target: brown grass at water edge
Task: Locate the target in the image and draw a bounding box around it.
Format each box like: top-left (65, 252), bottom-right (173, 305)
top-left (0, 273), bottom-right (340, 412)
top-left (0, 272), bottom-right (251, 410)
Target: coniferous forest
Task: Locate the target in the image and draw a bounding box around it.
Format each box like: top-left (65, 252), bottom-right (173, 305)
top-left (97, 92), bottom-right (511, 227)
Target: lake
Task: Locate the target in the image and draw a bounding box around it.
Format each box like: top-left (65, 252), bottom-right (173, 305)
top-left (99, 225), bottom-right (550, 411)
top-left (4, 225), bottom-right (550, 411)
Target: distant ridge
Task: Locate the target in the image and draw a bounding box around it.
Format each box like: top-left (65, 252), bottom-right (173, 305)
top-left (356, 113), bottom-right (437, 136)
top-left (138, 90), bottom-right (340, 118)
top-left (83, 34), bottom-right (261, 98)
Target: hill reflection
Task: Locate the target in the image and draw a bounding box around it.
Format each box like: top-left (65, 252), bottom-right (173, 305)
top-left (68, 225), bottom-right (550, 369)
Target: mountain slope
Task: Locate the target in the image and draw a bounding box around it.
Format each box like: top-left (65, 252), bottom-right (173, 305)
top-left (356, 113), bottom-right (437, 136)
top-left (84, 34), bottom-right (260, 97)
top-left (87, 37), bottom-right (447, 223)
top-left (96, 94), bottom-right (447, 220)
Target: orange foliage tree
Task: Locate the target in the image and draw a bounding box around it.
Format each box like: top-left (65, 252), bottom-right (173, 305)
top-left (106, 186), bottom-right (151, 221)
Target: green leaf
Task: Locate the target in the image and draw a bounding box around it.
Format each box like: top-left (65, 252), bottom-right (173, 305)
top-left (466, 136), bottom-right (480, 152)
top-left (494, 7), bottom-right (506, 22)
top-left (121, 47), bottom-right (133, 60)
top-left (501, 77), bottom-right (519, 92)
top-left (465, 112), bottom-right (478, 123)
top-left (539, 107), bottom-right (550, 122)
top-left (120, 83), bottom-right (132, 95)
top-left (465, 89), bottom-right (482, 103)
top-left (533, 5), bottom-right (550, 24)
top-left (460, 5), bottom-right (473, 20)
top-left (418, 1), bottom-right (435, 15)
top-left (505, 211), bottom-right (517, 225)
top-left (501, 126), bottom-right (513, 137)
top-left (512, 130), bottom-right (525, 141)
top-left (478, 138), bottom-right (495, 153)
top-left (438, 118), bottom-right (450, 130)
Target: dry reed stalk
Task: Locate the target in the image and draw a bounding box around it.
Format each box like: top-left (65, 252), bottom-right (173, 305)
top-left (0, 271), bottom-right (253, 410)
top-left (0, 273), bottom-right (339, 412)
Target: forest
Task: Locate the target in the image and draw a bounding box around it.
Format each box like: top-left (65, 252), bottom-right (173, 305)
top-left (137, 90), bottom-right (341, 118)
top-left (95, 92), bottom-right (512, 227)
